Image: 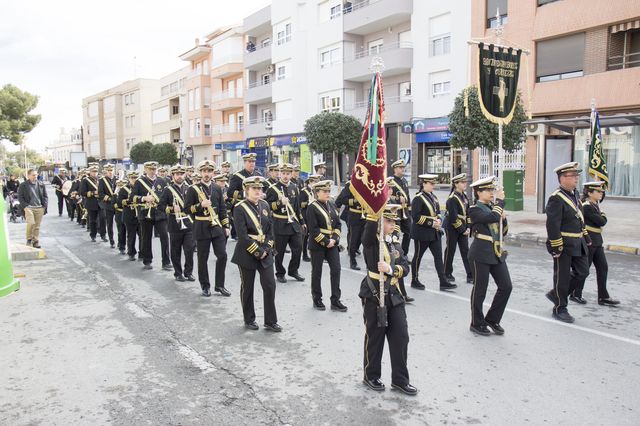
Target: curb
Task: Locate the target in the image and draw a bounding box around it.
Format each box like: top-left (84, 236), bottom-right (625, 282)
top-left (504, 234), bottom-right (639, 256)
top-left (10, 244), bottom-right (47, 262)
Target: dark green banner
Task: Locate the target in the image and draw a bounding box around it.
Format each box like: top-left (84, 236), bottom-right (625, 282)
top-left (477, 43), bottom-right (522, 125)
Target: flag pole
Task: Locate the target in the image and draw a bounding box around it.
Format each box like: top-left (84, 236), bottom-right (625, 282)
top-left (589, 98), bottom-right (596, 181)
top-left (495, 9), bottom-right (505, 254)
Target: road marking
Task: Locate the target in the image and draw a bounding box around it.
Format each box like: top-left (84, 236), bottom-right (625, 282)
top-left (58, 244), bottom-right (86, 267)
top-left (340, 265), bottom-right (640, 347)
top-left (177, 344), bottom-right (217, 373)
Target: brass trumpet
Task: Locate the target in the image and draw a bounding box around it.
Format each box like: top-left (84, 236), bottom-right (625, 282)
top-left (174, 201), bottom-right (188, 230)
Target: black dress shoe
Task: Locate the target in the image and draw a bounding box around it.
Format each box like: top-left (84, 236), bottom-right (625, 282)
top-left (598, 298), bottom-right (620, 306)
top-left (363, 378), bottom-right (385, 392)
top-left (263, 323), bottom-right (282, 332)
top-left (302, 255), bottom-right (311, 262)
top-left (285, 249), bottom-right (291, 254)
top-left (137, 257), bottom-right (143, 262)
top-left (202, 289), bottom-right (211, 297)
top-left (569, 295), bottom-right (587, 304)
top-left (331, 300), bottom-right (348, 312)
top-left (313, 300), bottom-right (326, 311)
top-left (91, 237), bottom-right (96, 242)
top-left (470, 324), bottom-right (491, 336)
top-left (440, 282), bottom-right (457, 291)
top-left (391, 383), bottom-right (418, 396)
top-left (143, 264), bottom-right (152, 270)
top-left (466, 276), bottom-right (474, 284)
top-left (119, 249), bottom-right (126, 255)
top-left (175, 275), bottom-right (186, 282)
top-left (411, 280), bottom-right (425, 290)
top-left (245, 321), bottom-right (259, 330)
top-left (545, 290), bottom-right (559, 305)
top-left (32, 242), bottom-right (41, 249)
top-left (162, 264), bottom-right (173, 271)
top-left (128, 255), bottom-right (136, 261)
top-left (185, 274), bottom-right (196, 282)
top-left (404, 296), bottom-right (415, 303)
top-left (552, 311), bottom-right (575, 323)
top-left (485, 321), bottom-right (505, 335)
top-left (110, 242), bottom-right (115, 248)
top-left (350, 261), bottom-right (361, 270)
top-left (445, 274), bottom-right (456, 282)
top-left (288, 272), bottom-right (305, 282)
top-left (215, 287), bottom-right (231, 297)
top-left (101, 237), bottom-right (108, 242)
top-left (276, 276), bottom-right (287, 283)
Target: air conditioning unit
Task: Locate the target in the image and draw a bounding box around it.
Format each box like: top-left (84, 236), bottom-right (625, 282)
top-left (526, 123), bottom-right (544, 136)
top-left (267, 64), bottom-right (276, 73)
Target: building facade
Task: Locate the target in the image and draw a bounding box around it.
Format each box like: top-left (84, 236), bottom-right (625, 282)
top-left (151, 66), bottom-right (190, 153)
top-left (45, 127), bottom-right (83, 165)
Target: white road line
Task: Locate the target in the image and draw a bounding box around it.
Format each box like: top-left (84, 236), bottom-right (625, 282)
top-left (58, 244), bottom-right (86, 267)
top-left (177, 344), bottom-right (217, 373)
top-left (340, 265), bottom-right (640, 347)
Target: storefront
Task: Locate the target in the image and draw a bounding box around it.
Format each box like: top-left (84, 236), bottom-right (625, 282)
top-left (245, 133), bottom-right (311, 177)
top-left (410, 117), bottom-right (456, 184)
top-left (215, 142), bottom-right (245, 172)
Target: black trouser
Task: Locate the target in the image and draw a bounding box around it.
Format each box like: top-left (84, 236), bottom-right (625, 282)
top-left (310, 247), bottom-right (341, 302)
top-left (275, 233), bottom-right (302, 277)
top-left (97, 208), bottom-right (105, 237)
top-left (56, 191), bottom-right (64, 215)
top-left (574, 245), bottom-right (610, 300)
top-left (88, 209), bottom-right (99, 238)
top-left (76, 202), bottom-right (83, 224)
top-left (67, 199), bottom-right (76, 220)
top-left (115, 213), bottom-right (126, 251)
top-left (470, 260), bottom-right (513, 326)
top-left (239, 265), bottom-right (277, 325)
top-left (170, 231), bottom-right (195, 277)
top-left (125, 222), bottom-right (140, 257)
top-left (102, 209), bottom-right (115, 243)
top-left (444, 230), bottom-right (472, 278)
top-left (349, 222), bottom-right (364, 261)
top-left (196, 235), bottom-right (227, 291)
top-left (139, 219), bottom-right (170, 265)
top-left (399, 217), bottom-right (411, 255)
top-left (411, 238), bottom-right (447, 285)
top-left (552, 252), bottom-right (589, 314)
top-left (362, 297), bottom-right (410, 386)
top-left (302, 233), bottom-right (309, 258)
top-left (155, 219), bottom-right (170, 265)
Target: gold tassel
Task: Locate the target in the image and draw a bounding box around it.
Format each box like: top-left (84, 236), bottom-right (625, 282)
top-left (464, 87), bottom-right (469, 118)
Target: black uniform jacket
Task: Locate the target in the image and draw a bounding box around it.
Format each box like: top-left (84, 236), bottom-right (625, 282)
top-left (98, 176), bottom-right (117, 212)
top-left (80, 176), bottom-right (100, 211)
top-left (388, 175), bottom-right (411, 220)
top-left (445, 191), bottom-right (470, 234)
top-left (265, 180), bottom-right (303, 235)
top-left (227, 169), bottom-right (257, 207)
top-left (231, 199), bottom-right (275, 270)
top-left (184, 181), bottom-right (228, 240)
top-left (335, 182), bottom-right (365, 226)
top-left (117, 185), bottom-right (138, 225)
top-left (158, 183), bottom-right (193, 234)
top-left (129, 175), bottom-right (167, 221)
top-left (546, 188), bottom-right (590, 256)
top-left (51, 175), bottom-right (67, 194)
top-left (410, 190), bottom-right (442, 241)
top-left (358, 219), bottom-right (410, 301)
top-left (468, 199), bottom-right (509, 265)
top-left (306, 200), bottom-right (341, 251)
top-left (582, 200), bottom-right (607, 247)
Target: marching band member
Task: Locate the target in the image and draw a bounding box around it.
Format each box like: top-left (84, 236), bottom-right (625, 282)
top-left (335, 182), bottom-right (365, 270)
top-left (299, 173), bottom-right (322, 262)
top-left (51, 168), bottom-right (69, 217)
top-left (387, 160), bottom-right (411, 254)
top-left (231, 176), bottom-right (282, 332)
top-left (292, 164), bottom-right (304, 191)
top-left (113, 178), bottom-right (127, 255)
top-left (444, 173), bottom-right (473, 284)
top-left (97, 164), bottom-right (117, 247)
top-left (79, 165), bottom-right (102, 242)
top-left (119, 171), bottom-right (141, 261)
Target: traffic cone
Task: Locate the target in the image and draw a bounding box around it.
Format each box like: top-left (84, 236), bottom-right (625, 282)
top-left (0, 195), bottom-right (20, 298)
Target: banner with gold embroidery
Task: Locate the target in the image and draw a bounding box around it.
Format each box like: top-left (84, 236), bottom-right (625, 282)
top-left (349, 72), bottom-right (388, 217)
top-left (589, 109), bottom-right (609, 189)
top-left (477, 43), bottom-right (522, 125)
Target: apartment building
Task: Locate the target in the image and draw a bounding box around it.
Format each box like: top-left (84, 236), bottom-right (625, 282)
top-left (471, 0), bottom-right (640, 199)
top-left (46, 127), bottom-right (83, 165)
top-left (82, 78), bottom-right (160, 161)
top-left (150, 66), bottom-right (190, 152)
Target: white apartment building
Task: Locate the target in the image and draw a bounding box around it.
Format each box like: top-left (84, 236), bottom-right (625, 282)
top-left (46, 127), bottom-right (83, 165)
top-left (150, 66), bottom-right (190, 148)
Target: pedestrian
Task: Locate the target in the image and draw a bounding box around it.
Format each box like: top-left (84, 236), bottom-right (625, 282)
top-left (51, 168), bottom-right (69, 217)
top-left (544, 162), bottom-right (590, 323)
top-left (17, 169), bottom-right (48, 247)
top-left (360, 204), bottom-right (417, 396)
top-left (468, 176), bottom-right (512, 336)
top-left (444, 173), bottom-right (473, 284)
top-left (572, 181), bottom-right (620, 306)
top-left (231, 175), bottom-right (282, 332)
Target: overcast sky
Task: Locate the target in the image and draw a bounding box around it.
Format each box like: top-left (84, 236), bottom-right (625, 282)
top-left (0, 0), bottom-right (270, 152)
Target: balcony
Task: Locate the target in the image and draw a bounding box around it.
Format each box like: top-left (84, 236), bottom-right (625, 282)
top-left (210, 59), bottom-right (243, 79)
top-left (211, 90), bottom-right (243, 111)
top-left (343, 42), bottom-right (413, 82)
top-left (343, 0), bottom-right (412, 35)
top-left (244, 117), bottom-right (274, 139)
top-left (344, 96), bottom-right (413, 124)
top-left (244, 41), bottom-right (272, 70)
top-left (210, 123), bottom-right (244, 143)
top-left (245, 80), bottom-right (273, 104)
top-left (244, 5), bottom-right (271, 36)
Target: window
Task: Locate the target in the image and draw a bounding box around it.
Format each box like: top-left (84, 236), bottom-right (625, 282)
top-left (399, 30), bottom-right (412, 47)
top-left (330, 4), bottom-right (341, 20)
top-left (262, 109), bottom-right (272, 123)
top-left (189, 119), bottom-right (195, 137)
top-left (432, 81), bottom-right (451, 97)
top-left (204, 118), bottom-right (211, 136)
top-left (194, 88), bottom-right (201, 110)
top-left (608, 28), bottom-right (640, 70)
top-left (486, 0), bottom-right (508, 28)
top-left (195, 118), bottom-right (201, 137)
top-left (203, 60), bottom-right (209, 75)
top-left (237, 78), bottom-right (243, 97)
top-left (170, 82), bottom-right (178, 93)
top-left (400, 82), bottom-right (411, 102)
top-left (430, 35), bottom-right (451, 56)
top-left (277, 66), bottom-right (286, 81)
top-left (261, 38), bottom-right (271, 48)
top-left (262, 73), bottom-right (271, 85)
top-left (321, 95), bottom-right (341, 112)
top-left (172, 105), bottom-right (179, 115)
top-left (203, 87), bottom-right (211, 108)
top-left (320, 47), bottom-right (341, 69)
top-left (536, 33), bottom-right (585, 82)
top-left (238, 113), bottom-right (244, 131)
top-left (369, 39), bottom-right (384, 55)
top-left (196, 62), bottom-right (202, 75)
top-left (188, 90), bottom-right (194, 111)
top-left (277, 23), bottom-right (292, 45)
top-left (161, 85), bottom-right (169, 96)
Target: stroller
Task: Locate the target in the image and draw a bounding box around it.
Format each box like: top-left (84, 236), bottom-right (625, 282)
top-left (7, 191), bottom-right (22, 223)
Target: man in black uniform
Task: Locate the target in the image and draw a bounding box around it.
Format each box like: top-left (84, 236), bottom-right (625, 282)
top-left (65, 171), bottom-right (79, 222)
top-left (231, 176), bottom-right (282, 332)
top-left (118, 171), bottom-right (141, 261)
top-left (228, 153), bottom-right (258, 239)
top-left (410, 174), bottom-right (456, 291)
top-left (444, 173), bottom-right (473, 284)
top-left (220, 161), bottom-right (231, 179)
top-left (129, 161), bottom-right (171, 270)
top-left (185, 160), bottom-right (231, 297)
top-left (307, 180), bottom-right (347, 311)
top-left (314, 161), bottom-right (327, 178)
top-left (98, 164), bottom-right (117, 247)
top-left (51, 168), bottom-right (69, 217)
top-left (265, 163), bottom-right (279, 188)
top-left (299, 173), bottom-right (321, 262)
top-left (113, 178), bottom-right (127, 255)
top-left (159, 164), bottom-right (195, 282)
top-left (292, 164), bottom-right (304, 191)
top-left (266, 163), bottom-right (305, 283)
top-left (387, 160), bottom-right (411, 254)
top-left (185, 166), bottom-right (194, 186)
top-left (335, 182), bottom-right (366, 270)
top-left (360, 204), bottom-right (417, 396)
top-left (545, 162), bottom-right (590, 323)
top-left (79, 166), bottom-right (101, 242)
top-left (70, 170), bottom-right (85, 226)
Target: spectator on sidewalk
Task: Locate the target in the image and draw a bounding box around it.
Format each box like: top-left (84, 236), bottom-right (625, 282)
top-left (17, 169), bottom-right (48, 248)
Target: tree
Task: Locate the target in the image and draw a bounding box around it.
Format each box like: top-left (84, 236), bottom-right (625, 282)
top-left (448, 86), bottom-right (527, 153)
top-left (129, 141), bottom-right (153, 165)
top-left (304, 112), bottom-right (362, 183)
top-left (0, 84), bottom-right (41, 145)
top-left (150, 142), bottom-right (178, 165)
top-left (3, 148), bottom-right (46, 177)
top-left (87, 156), bottom-right (98, 164)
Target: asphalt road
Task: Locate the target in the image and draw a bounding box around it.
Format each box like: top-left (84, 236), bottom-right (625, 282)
top-left (2, 200), bottom-right (639, 425)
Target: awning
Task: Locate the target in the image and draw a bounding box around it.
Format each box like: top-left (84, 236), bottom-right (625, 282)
top-left (611, 19), bottom-right (640, 34)
top-left (525, 112), bottom-right (640, 133)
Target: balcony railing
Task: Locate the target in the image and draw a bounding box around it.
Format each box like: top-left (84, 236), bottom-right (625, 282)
top-left (346, 41), bottom-right (413, 62)
top-left (343, 0), bottom-right (378, 14)
top-left (211, 123), bottom-right (244, 134)
top-left (607, 52), bottom-right (640, 70)
top-left (212, 89), bottom-right (241, 102)
top-left (247, 117), bottom-right (274, 125)
top-left (245, 40), bottom-right (272, 54)
top-left (345, 95), bottom-right (410, 110)
top-left (247, 79), bottom-right (273, 89)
